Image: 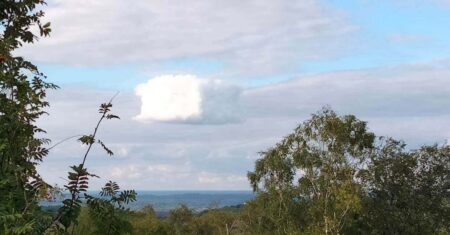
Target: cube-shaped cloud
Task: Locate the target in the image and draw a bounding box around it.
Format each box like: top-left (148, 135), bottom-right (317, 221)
top-left (134, 74), bottom-right (242, 124)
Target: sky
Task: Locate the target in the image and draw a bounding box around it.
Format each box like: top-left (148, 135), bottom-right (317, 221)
top-left (22, 0), bottom-right (450, 190)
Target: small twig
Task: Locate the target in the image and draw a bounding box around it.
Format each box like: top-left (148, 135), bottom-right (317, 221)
top-left (108, 91), bottom-right (120, 104)
top-left (47, 134), bottom-right (83, 151)
top-left (58, 177), bottom-right (69, 182)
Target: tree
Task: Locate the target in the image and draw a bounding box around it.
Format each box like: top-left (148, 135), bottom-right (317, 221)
top-left (361, 139), bottom-right (450, 234)
top-left (168, 204), bottom-right (194, 235)
top-left (247, 108), bottom-right (449, 234)
top-left (1, 3), bottom-right (135, 234)
top-left (0, 1), bottom-right (55, 234)
top-left (248, 108), bottom-right (375, 235)
top-left (192, 208), bottom-right (246, 235)
top-left (131, 205), bottom-right (171, 235)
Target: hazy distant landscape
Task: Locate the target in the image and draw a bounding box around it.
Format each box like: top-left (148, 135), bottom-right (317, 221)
top-left (42, 191), bottom-right (255, 212)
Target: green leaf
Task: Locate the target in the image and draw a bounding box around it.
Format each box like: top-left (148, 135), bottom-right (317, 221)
top-left (98, 140), bottom-right (114, 156)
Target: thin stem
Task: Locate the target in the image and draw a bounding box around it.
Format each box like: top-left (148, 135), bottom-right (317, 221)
top-left (47, 134), bottom-right (83, 151)
top-left (81, 112), bottom-right (106, 167)
top-left (68, 107), bottom-right (108, 235)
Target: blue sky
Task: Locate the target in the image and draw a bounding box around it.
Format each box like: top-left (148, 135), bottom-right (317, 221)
top-left (26, 0), bottom-right (450, 190)
top-left (36, 0), bottom-right (450, 88)
top-left (315, 0), bottom-right (450, 68)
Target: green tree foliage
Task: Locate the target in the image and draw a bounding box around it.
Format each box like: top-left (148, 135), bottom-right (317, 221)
top-left (168, 204), bottom-right (195, 235)
top-left (247, 108), bottom-right (449, 235)
top-left (193, 208), bottom-right (248, 235)
top-left (248, 108), bottom-right (375, 235)
top-left (1, 3), bottom-right (136, 234)
top-left (130, 205), bottom-right (171, 235)
top-left (68, 204), bottom-right (248, 235)
top-left (65, 207), bottom-right (96, 235)
top-left (360, 139), bottom-right (450, 234)
top-left (84, 181), bottom-right (136, 235)
top-left (0, 1), bottom-right (56, 234)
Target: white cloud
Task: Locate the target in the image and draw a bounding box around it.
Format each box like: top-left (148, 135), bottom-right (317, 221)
top-left (111, 165), bottom-right (142, 179)
top-left (147, 164), bottom-right (182, 174)
top-left (198, 172), bottom-right (222, 184)
top-left (20, 0), bottom-right (353, 75)
top-left (197, 172), bottom-right (247, 187)
top-left (134, 74), bottom-right (242, 124)
top-left (106, 144), bottom-right (130, 158)
top-left (388, 33), bottom-right (428, 43)
top-left (433, 0), bottom-right (450, 6)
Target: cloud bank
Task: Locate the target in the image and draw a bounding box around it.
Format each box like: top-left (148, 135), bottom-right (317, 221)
top-left (37, 61), bottom-right (450, 190)
top-left (20, 0), bottom-right (353, 75)
top-left (134, 75), bottom-right (242, 124)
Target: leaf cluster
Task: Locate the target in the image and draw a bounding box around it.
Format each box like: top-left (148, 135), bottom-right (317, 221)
top-left (85, 181), bottom-right (137, 235)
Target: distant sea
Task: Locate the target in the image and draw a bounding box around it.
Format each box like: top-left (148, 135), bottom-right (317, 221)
top-left (41, 191), bottom-right (255, 213)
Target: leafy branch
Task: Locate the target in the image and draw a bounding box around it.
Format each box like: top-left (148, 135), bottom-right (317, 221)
top-left (85, 181), bottom-right (137, 235)
top-left (49, 94), bottom-right (121, 233)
